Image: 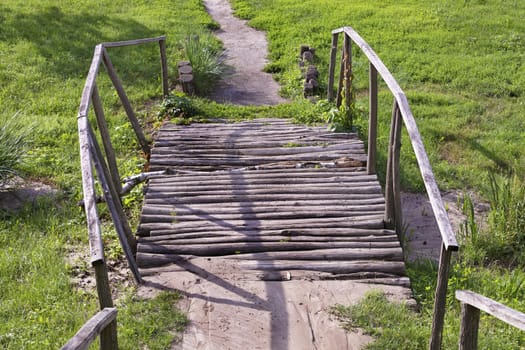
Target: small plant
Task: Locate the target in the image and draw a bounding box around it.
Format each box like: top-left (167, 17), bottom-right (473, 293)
top-left (183, 33), bottom-right (225, 95)
top-left (0, 113), bottom-right (32, 183)
top-left (158, 92), bottom-right (196, 119)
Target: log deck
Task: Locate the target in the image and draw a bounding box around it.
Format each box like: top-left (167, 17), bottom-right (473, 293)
top-left (136, 118), bottom-right (408, 285)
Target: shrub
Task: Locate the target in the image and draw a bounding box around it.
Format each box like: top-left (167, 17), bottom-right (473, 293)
top-left (0, 113), bottom-right (32, 183)
top-left (183, 33), bottom-right (225, 95)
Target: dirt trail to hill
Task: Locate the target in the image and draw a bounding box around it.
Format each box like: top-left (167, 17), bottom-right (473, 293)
top-left (203, 0), bottom-right (288, 105)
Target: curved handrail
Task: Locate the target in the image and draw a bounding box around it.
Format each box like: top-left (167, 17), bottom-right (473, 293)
top-left (328, 26), bottom-right (458, 349)
top-left (333, 26), bottom-right (457, 251)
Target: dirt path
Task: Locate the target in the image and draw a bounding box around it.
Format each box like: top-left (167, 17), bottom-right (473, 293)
top-left (203, 0), bottom-right (288, 105)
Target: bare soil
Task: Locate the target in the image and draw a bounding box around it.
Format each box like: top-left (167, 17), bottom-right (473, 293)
top-left (203, 0), bottom-right (288, 105)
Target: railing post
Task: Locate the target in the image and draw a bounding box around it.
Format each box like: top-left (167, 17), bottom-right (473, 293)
top-left (336, 36), bottom-right (346, 107)
top-left (101, 48), bottom-right (151, 155)
top-left (367, 63), bottom-right (378, 175)
top-left (384, 99), bottom-right (398, 229)
top-left (343, 33), bottom-right (352, 113)
top-left (94, 262), bottom-right (118, 350)
top-left (159, 38), bottom-right (169, 98)
top-left (392, 103), bottom-right (403, 237)
top-left (327, 32), bottom-right (339, 101)
top-left (459, 302), bottom-right (480, 350)
top-left (429, 243), bottom-right (453, 350)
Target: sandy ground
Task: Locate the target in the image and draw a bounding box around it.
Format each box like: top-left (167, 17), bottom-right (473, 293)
top-left (203, 0), bottom-right (288, 105)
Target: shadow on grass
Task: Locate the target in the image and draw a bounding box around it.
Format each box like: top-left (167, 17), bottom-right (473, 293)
top-left (0, 5), bottom-right (158, 78)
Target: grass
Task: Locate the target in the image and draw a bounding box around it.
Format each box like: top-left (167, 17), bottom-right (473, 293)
top-left (0, 113), bottom-right (32, 182)
top-left (0, 0), bottom-right (215, 348)
top-left (229, 0), bottom-right (525, 192)
top-left (217, 0), bottom-right (525, 348)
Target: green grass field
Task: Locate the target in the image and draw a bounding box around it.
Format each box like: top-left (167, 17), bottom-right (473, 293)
top-left (1, 0), bottom-right (525, 348)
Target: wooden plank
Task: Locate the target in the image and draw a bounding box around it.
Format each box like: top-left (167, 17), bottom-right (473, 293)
top-left (92, 83), bottom-right (122, 194)
top-left (138, 234), bottom-right (400, 245)
top-left (145, 228), bottom-right (397, 241)
top-left (78, 44), bottom-right (103, 119)
top-left (101, 35), bottom-right (166, 48)
top-left (60, 308), bottom-right (117, 350)
top-left (141, 203), bottom-right (385, 215)
top-left (77, 116), bottom-right (104, 265)
top-left (101, 48), bottom-right (150, 154)
top-left (222, 247), bottom-right (403, 261)
top-left (456, 290), bottom-right (525, 331)
top-left (143, 193), bottom-right (384, 204)
top-left (87, 124), bottom-right (142, 284)
top-left (138, 241), bottom-right (402, 255)
top-left (138, 217), bottom-right (386, 236)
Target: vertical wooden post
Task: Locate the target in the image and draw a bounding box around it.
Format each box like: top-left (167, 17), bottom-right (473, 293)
top-left (459, 303), bottom-right (480, 350)
top-left (159, 39), bottom-right (169, 97)
top-left (429, 243), bottom-right (453, 350)
top-left (101, 48), bottom-right (150, 155)
top-left (343, 33), bottom-right (352, 114)
top-left (392, 104), bottom-right (403, 238)
top-left (367, 63), bottom-right (378, 175)
top-left (327, 32), bottom-right (339, 101)
top-left (92, 84), bottom-right (122, 195)
top-left (384, 99), bottom-right (398, 229)
top-left (94, 262), bottom-right (118, 350)
top-left (336, 40), bottom-right (345, 107)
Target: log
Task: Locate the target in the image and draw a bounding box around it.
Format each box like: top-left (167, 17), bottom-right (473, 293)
top-left (139, 210), bottom-right (383, 224)
top-left (138, 217), bottom-right (385, 236)
top-left (146, 227), bottom-right (396, 239)
top-left (240, 259), bottom-right (406, 275)
top-left (140, 203), bottom-right (386, 216)
top-left (222, 247), bottom-right (403, 261)
top-left (143, 193), bottom-right (384, 205)
top-left (138, 234), bottom-right (400, 245)
top-left (146, 181), bottom-right (382, 194)
top-left (137, 241), bottom-right (401, 256)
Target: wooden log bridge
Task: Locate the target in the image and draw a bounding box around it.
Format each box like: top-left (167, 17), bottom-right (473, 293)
top-left (136, 118), bottom-right (408, 284)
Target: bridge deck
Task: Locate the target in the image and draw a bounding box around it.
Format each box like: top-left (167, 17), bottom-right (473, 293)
top-left (136, 118), bottom-right (407, 283)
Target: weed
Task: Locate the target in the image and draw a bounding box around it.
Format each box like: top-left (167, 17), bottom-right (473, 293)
top-left (0, 113), bottom-right (33, 183)
top-left (158, 92), bottom-right (196, 119)
top-left (183, 32), bottom-right (225, 95)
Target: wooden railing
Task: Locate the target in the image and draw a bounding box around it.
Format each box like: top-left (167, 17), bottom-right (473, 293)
top-left (61, 308), bottom-right (118, 350)
top-left (456, 290), bottom-right (525, 349)
top-left (77, 36), bottom-right (168, 346)
top-left (328, 26), bottom-right (459, 349)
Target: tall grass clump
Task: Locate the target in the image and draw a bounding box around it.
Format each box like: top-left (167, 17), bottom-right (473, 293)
top-left (183, 33), bottom-right (225, 95)
top-left (460, 174), bottom-right (525, 267)
top-left (0, 113), bottom-right (32, 183)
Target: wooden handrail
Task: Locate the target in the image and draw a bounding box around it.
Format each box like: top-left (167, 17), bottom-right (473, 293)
top-left (456, 290), bottom-right (525, 349)
top-left (76, 37), bottom-right (167, 342)
top-left (331, 26), bottom-right (457, 251)
top-left (60, 308), bottom-right (117, 350)
top-left (328, 26), bottom-right (459, 350)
